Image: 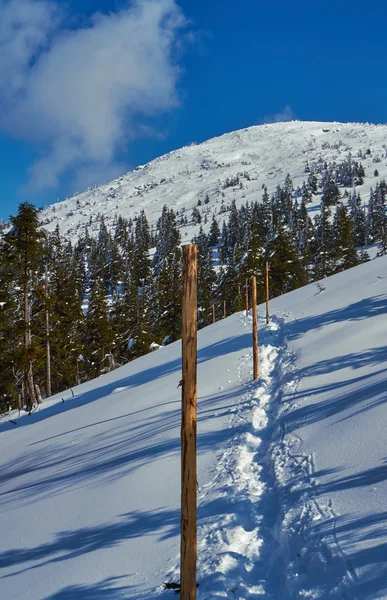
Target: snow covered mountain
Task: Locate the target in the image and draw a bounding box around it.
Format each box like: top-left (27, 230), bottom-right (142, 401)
top-left (2, 255), bottom-right (387, 599)
top-left (41, 121), bottom-right (387, 242)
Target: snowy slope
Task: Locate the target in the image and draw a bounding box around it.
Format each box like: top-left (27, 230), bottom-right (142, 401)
top-left (40, 121), bottom-right (387, 242)
top-left (2, 255), bottom-right (387, 598)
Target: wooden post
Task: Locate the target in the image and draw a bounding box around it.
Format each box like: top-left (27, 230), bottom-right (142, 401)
top-left (45, 264), bottom-right (52, 398)
top-left (265, 261), bottom-right (270, 325)
top-left (252, 276), bottom-right (258, 380)
top-left (245, 278), bottom-right (249, 317)
top-left (181, 244), bottom-right (198, 600)
top-left (223, 300), bottom-right (226, 319)
top-left (212, 304), bottom-right (215, 324)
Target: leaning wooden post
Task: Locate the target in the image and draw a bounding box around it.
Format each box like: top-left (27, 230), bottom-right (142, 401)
top-left (252, 276), bottom-right (258, 380)
top-left (245, 278), bottom-right (249, 317)
top-left (181, 244), bottom-right (198, 600)
top-left (265, 261), bottom-right (270, 325)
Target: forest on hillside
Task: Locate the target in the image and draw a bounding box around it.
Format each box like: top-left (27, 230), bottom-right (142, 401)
top-left (1, 153), bottom-right (387, 413)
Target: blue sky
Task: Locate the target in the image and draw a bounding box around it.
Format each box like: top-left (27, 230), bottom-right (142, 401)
top-left (1, 0), bottom-right (387, 221)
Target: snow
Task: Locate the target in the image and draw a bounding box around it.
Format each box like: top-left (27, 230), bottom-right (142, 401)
top-left (2, 254), bottom-right (387, 597)
top-left (39, 121), bottom-right (387, 243)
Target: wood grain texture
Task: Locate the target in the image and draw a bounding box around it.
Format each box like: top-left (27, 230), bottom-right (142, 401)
top-left (181, 244), bottom-right (197, 600)
top-left (266, 261), bottom-right (270, 325)
top-left (252, 276), bottom-right (259, 380)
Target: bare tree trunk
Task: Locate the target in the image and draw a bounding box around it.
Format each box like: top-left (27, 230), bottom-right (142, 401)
top-left (107, 353), bottom-right (116, 372)
top-left (265, 261), bottom-right (270, 325)
top-left (24, 275), bottom-right (37, 412)
top-left (245, 278), bottom-right (249, 317)
top-left (76, 360), bottom-right (80, 386)
top-left (35, 384), bottom-right (42, 405)
top-left (25, 367), bottom-right (35, 413)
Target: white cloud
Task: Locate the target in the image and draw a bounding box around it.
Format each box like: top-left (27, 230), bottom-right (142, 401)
top-left (0, 0), bottom-right (186, 191)
top-left (262, 105), bottom-right (297, 124)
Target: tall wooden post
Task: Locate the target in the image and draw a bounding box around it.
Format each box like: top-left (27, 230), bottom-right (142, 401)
top-left (252, 276), bottom-right (258, 380)
top-left (265, 261), bottom-right (270, 326)
top-left (245, 278), bottom-right (249, 317)
top-left (45, 264), bottom-right (52, 398)
top-left (181, 244), bottom-right (198, 600)
top-left (223, 300), bottom-right (227, 319)
top-left (212, 304), bottom-right (215, 324)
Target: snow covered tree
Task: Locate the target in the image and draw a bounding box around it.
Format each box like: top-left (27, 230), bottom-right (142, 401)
top-left (194, 228), bottom-right (217, 327)
top-left (333, 204), bottom-right (359, 272)
top-left (85, 278), bottom-right (114, 378)
top-left (321, 175), bottom-right (340, 207)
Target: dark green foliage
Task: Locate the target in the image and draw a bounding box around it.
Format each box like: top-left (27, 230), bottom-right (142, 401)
top-left (266, 226), bottom-right (307, 296)
top-left (322, 176), bottom-right (341, 207)
top-left (85, 278), bottom-right (114, 378)
top-left (333, 204), bottom-right (359, 271)
top-left (3, 156), bottom-right (387, 407)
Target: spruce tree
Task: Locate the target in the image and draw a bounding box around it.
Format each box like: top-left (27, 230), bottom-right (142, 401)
top-left (194, 228), bottom-right (217, 327)
top-left (3, 203), bottom-right (45, 412)
top-left (266, 225), bottom-right (306, 297)
top-left (85, 278), bottom-right (114, 378)
top-left (333, 203), bottom-right (359, 271)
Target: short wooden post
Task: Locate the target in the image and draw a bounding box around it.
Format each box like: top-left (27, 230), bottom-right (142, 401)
top-left (245, 278), bottom-right (249, 317)
top-left (181, 244), bottom-right (198, 600)
top-left (223, 300), bottom-right (227, 319)
top-left (212, 304), bottom-right (215, 324)
top-left (265, 261), bottom-right (270, 325)
top-left (252, 276), bottom-right (258, 380)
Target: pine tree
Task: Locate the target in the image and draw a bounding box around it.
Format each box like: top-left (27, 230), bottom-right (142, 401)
top-left (152, 207), bottom-right (182, 343)
top-left (0, 239), bottom-right (17, 411)
top-left (322, 175), bottom-right (341, 207)
top-left (85, 278), bottom-right (114, 378)
top-left (266, 226), bottom-right (306, 297)
top-left (209, 215), bottom-right (220, 246)
top-left (333, 203), bottom-right (359, 271)
top-left (194, 228), bottom-right (217, 327)
top-left (3, 203), bottom-right (45, 412)
top-left (47, 234), bottom-right (85, 391)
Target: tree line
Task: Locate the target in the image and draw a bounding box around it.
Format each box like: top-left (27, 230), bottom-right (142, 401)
top-left (1, 159), bottom-right (386, 413)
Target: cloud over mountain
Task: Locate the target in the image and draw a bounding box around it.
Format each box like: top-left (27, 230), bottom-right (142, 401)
top-left (0, 0), bottom-right (186, 191)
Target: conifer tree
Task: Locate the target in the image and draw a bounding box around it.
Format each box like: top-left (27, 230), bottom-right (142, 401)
top-left (152, 206), bottom-right (182, 343)
top-left (322, 175), bottom-right (341, 207)
top-left (333, 203), bottom-right (359, 271)
top-left (3, 203), bottom-right (45, 412)
top-left (85, 278), bottom-right (114, 378)
top-left (209, 215), bottom-right (220, 246)
top-left (266, 225), bottom-right (306, 297)
top-left (314, 203), bottom-right (335, 279)
top-left (0, 240), bottom-right (17, 411)
top-left (194, 228), bottom-right (217, 327)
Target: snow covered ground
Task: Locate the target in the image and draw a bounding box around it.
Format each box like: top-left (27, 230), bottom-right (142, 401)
top-left (39, 121), bottom-right (387, 243)
top-left (2, 255), bottom-right (387, 599)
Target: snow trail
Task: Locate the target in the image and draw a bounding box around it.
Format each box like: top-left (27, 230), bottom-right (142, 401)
top-left (191, 312), bottom-right (356, 600)
top-left (193, 314), bottom-right (288, 599)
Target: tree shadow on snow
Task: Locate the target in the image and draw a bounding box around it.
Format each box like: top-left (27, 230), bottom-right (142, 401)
top-left (0, 329), bottom-right (252, 434)
top-left (285, 293), bottom-right (387, 342)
